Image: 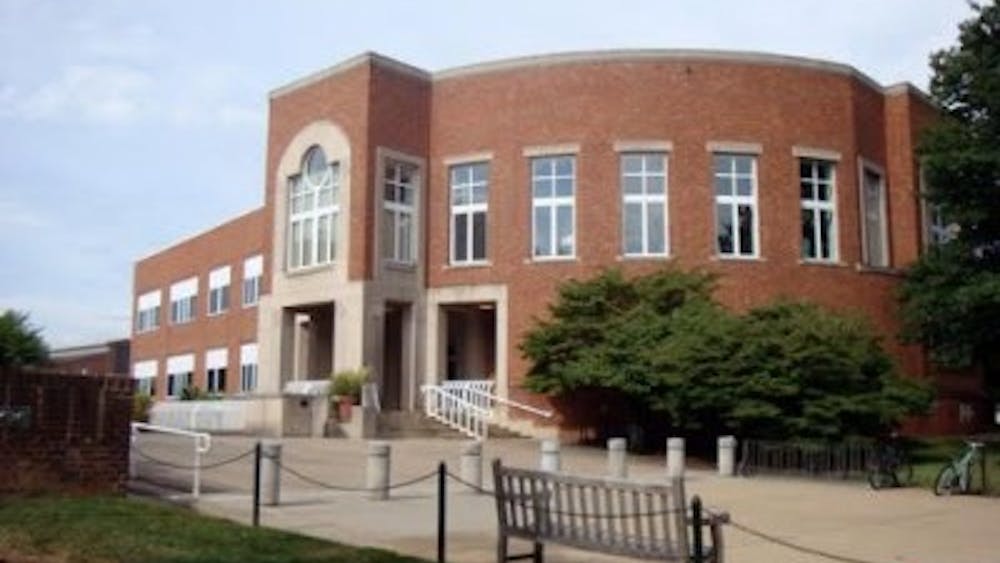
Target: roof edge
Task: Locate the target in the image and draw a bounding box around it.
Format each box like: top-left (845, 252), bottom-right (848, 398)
top-left (135, 206), bottom-right (266, 264)
top-left (269, 51), bottom-right (431, 99)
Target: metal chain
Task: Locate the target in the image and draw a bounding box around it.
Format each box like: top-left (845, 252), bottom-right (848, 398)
top-left (726, 518), bottom-right (886, 563)
top-left (275, 459), bottom-right (439, 492)
top-left (132, 446), bottom-right (256, 470)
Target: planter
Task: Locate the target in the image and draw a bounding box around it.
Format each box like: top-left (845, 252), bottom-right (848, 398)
top-left (336, 396), bottom-right (356, 422)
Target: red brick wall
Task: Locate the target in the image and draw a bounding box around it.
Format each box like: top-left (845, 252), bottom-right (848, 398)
top-left (0, 369), bottom-right (132, 494)
top-left (131, 209), bottom-right (266, 398)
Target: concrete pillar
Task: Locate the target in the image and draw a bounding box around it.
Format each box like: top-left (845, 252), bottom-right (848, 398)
top-left (366, 441), bottom-right (391, 500)
top-left (718, 436), bottom-right (737, 476)
top-left (460, 441), bottom-right (483, 492)
top-left (540, 439), bottom-right (561, 472)
top-left (607, 437), bottom-right (628, 479)
top-left (666, 437), bottom-right (685, 479)
top-left (261, 440), bottom-right (282, 506)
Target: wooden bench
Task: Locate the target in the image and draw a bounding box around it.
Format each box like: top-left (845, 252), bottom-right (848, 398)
top-left (492, 460), bottom-right (728, 562)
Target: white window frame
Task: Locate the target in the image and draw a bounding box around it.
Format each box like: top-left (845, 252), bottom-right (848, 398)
top-left (621, 152), bottom-right (669, 257)
top-left (135, 290), bottom-right (161, 333)
top-left (449, 162), bottom-right (489, 265)
top-left (858, 159), bottom-right (890, 268)
top-left (288, 146), bottom-right (339, 271)
top-left (713, 153), bottom-right (760, 259)
top-left (205, 348), bottom-right (227, 394)
top-left (799, 159), bottom-right (839, 262)
top-left (169, 277), bottom-right (197, 325)
top-left (166, 354), bottom-right (194, 399)
top-left (383, 158), bottom-right (418, 265)
top-left (240, 343), bottom-right (258, 393)
top-left (207, 266), bottom-right (230, 316)
top-left (531, 155), bottom-right (576, 260)
top-left (133, 360), bottom-right (157, 395)
top-left (242, 254), bottom-right (263, 307)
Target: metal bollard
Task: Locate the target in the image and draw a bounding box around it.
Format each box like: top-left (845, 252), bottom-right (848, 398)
top-left (717, 435), bottom-right (737, 476)
top-left (460, 441), bottom-right (483, 492)
top-left (260, 440), bottom-right (282, 506)
top-left (540, 439), bottom-right (561, 472)
top-left (608, 437), bottom-right (628, 479)
top-left (367, 441), bottom-right (391, 500)
top-left (666, 437), bottom-right (686, 479)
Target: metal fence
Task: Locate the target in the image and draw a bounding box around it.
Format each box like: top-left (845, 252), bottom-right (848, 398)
top-left (738, 439), bottom-right (876, 480)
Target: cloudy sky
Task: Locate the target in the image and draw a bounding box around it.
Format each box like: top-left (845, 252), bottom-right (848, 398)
top-left (0, 0), bottom-right (974, 347)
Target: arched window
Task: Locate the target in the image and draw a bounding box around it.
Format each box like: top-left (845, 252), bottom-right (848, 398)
top-left (288, 146), bottom-right (339, 269)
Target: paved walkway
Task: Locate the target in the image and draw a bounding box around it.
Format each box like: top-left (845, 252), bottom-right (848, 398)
top-left (131, 434), bottom-right (1000, 563)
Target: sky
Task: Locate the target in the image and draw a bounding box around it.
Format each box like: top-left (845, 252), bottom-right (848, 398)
top-left (0, 0), bottom-right (975, 348)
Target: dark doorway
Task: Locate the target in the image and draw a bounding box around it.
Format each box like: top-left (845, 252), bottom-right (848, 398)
top-left (382, 304), bottom-right (404, 410)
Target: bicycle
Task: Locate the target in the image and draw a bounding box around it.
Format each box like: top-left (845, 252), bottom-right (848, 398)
top-left (934, 440), bottom-right (984, 496)
top-left (867, 441), bottom-right (913, 489)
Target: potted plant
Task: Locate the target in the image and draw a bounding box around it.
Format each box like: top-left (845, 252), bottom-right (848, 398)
top-left (330, 367), bottom-right (368, 422)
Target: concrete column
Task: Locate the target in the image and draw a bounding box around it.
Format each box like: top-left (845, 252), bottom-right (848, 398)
top-left (607, 437), bottom-right (628, 479)
top-left (666, 437), bottom-right (685, 479)
top-left (540, 439), bottom-right (561, 472)
top-left (718, 435), bottom-right (737, 476)
top-left (366, 441), bottom-right (391, 500)
top-left (460, 441), bottom-right (483, 492)
top-left (261, 440), bottom-right (282, 506)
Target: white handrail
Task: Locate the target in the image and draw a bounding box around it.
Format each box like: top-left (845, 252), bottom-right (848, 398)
top-left (421, 385), bottom-right (492, 440)
top-left (131, 422), bottom-right (212, 498)
top-left (441, 380), bottom-right (554, 419)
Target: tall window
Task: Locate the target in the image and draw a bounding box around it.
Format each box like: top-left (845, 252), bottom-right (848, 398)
top-left (800, 159), bottom-right (837, 261)
top-left (621, 153), bottom-right (668, 256)
top-left (861, 166), bottom-right (888, 267)
top-left (532, 156), bottom-right (575, 258)
top-left (242, 254), bottom-right (262, 307)
top-left (713, 154), bottom-right (758, 257)
top-left (166, 354), bottom-right (194, 399)
top-left (450, 162), bottom-right (488, 264)
top-left (135, 290), bottom-right (161, 333)
top-left (289, 146), bottom-right (338, 270)
top-left (240, 343), bottom-right (258, 393)
top-left (207, 266), bottom-right (230, 316)
top-left (169, 277), bottom-right (197, 325)
top-left (383, 159), bottom-right (417, 264)
top-left (205, 348), bottom-right (227, 394)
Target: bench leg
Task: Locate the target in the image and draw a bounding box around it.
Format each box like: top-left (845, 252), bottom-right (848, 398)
top-left (532, 541), bottom-right (544, 563)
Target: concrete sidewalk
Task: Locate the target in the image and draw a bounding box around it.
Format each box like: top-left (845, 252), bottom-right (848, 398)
top-left (131, 435), bottom-right (1000, 563)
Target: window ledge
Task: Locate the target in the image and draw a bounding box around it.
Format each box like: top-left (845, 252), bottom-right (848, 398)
top-left (384, 260), bottom-right (417, 272)
top-left (616, 254), bottom-right (673, 262)
top-left (711, 254), bottom-right (766, 263)
top-left (444, 261), bottom-right (492, 270)
top-left (207, 310), bottom-right (228, 318)
top-left (525, 256), bottom-right (577, 264)
top-left (854, 263), bottom-right (904, 277)
top-left (286, 262), bottom-right (335, 278)
top-left (798, 259), bottom-right (848, 269)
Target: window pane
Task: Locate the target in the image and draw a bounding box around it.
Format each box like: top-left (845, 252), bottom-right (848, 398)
top-left (714, 176), bottom-right (732, 196)
top-left (302, 218), bottom-right (313, 266)
top-left (317, 214), bottom-right (329, 263)
top-left (400, 185), bottom-right (414, 205)
top-left (532, 158), bottom-right (549, 177)
top-left (624, 202), bottom-right (643, 255)
top-left (556, 204), bottom-right (573, 255)
top-left (318, 186), bottom-right (333, 208)
top-left (472, 211), bottom-right (486, 260)
top-left (801, 209), bottom-right (816, 259)
top-left (471, 183), bottom-right (488, 204)
top-left (738, 205), bottom-right (754, 255)
top-left (716, 203), bottom-right (734, 254)
top-left (555, 178), bottom-right (573, 197)
top-left (648, 202), bottom-right (665, 254)
top-left (533, 206), bottom-right (552, 256)
top-left (800, 180), bottom-right (814, 200)
top-left (533, 179), bottom-right (552, 198)
top-left (453, 213), bottom-right (468, 262)
top-left (382, 210), bottom-right (395, 259)
top-left (399, 212), bottom-right (413, 262)
top-left (864, 171), bottom-right (884, 266)
top-left (623, 175), bottom-right (643, 195)
top-left (736, 177), bottom-right (753, 197)
top-left (735, 156), bottom-right (752, 175)
top-left (384, 181), bottom-right (395, 202)
top-left (328, 213), bottom-right (337, 260)
top-left (799, 161), bottom-right (812, 181)
top-left (555, 157), bottom-right (573, 176)
top-left (713, 155), bottom-right (731, 175)
top-left (817, 162), bottom-right (832, 181)
top-left (453, 185), bottom-right (469, 205)
top-left (472, 163), bottom-right (488, 183)
top-left (290, 221), bottom-right (301, 268)
top-left (622, 154), bottom-right (643, 174)
top-left (817, 182), bottom-right (831, 201)
top-left (645, 155), bottom-right (664, 173)
top-left (646, 175), bottom-right (665, 195)
top-left (820, 209), bottom-right (833, 259)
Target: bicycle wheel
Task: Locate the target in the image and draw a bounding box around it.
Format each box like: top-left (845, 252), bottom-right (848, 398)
top-left (868, 467), bottom-right (893, 490)
top-left (894, 460), bottom-right (914, 487)
top-left (934, 465), bottom-right (960, 496)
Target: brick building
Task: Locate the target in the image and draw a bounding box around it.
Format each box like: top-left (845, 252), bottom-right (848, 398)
top-left (50, 339), bottom-right (130, 376)
top-left (131, 49), bottom-right (985, 436)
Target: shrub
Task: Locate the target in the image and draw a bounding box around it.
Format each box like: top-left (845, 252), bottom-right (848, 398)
top-left (330, 367), bottom-right (369, 404)
top-left (132, 393), bottom-right (153, 422)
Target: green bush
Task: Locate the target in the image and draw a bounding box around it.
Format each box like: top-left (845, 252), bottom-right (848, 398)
top-left (132, 393), bottom-right (153, 422)
top-left (330, 367), bottom-right (369, 404)
top-left (522, 268), bottom-right (933, 441)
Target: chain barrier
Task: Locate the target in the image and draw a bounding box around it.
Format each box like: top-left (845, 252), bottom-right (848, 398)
top-left (722, 515), bottom-right (885, 563)
top-left (132, 445), bottom-right (256, 470)
top-left (275, 459), bottom-right (440, 493)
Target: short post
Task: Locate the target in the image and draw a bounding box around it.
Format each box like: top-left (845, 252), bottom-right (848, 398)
top-left (607, 437), bottom-right (628, 479)
top-left (260, 440), bottom-right (282, 506)
top-left (666, 437), bottom-right (685, 479)
top-left (691, 495), bottom-right (704, 563)
top-left (437, 462), bottom-right (446, 563)
top-left (367, 441), bottom-right (391, 500)
top-left (252, 441), bottom-right (261, 527)
top-left (539, 439), bottom-right (561, 472)
top-left (460, 441), bottom-right (483, 492)
top-left (717, 435), bottom-right (736, 477)
top-left (128, 427), bottom-right (138, 480)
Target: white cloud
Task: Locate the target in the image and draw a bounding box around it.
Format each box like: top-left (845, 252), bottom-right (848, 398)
top-left (3, 64), bottom-right (152, 124)
top-left (0, 200), bottom-right (49, 229)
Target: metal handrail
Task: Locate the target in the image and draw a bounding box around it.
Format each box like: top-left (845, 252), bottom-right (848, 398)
top-left (131, 422), bottom-right (212, 497)
top-left (444, 382), bottom-right (554, 419)
top-left (421, 385), bottom-right (492, 440)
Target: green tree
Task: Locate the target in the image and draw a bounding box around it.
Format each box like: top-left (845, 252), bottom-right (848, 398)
top-left (0, 310), bottom-right (49, 367)
top-left (900, 2), bottom-right (1000, 396)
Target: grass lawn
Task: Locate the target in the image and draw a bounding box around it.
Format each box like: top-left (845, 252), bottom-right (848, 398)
top-left (907, 437), bottom-right (1000, 494)
top-left (0, 495), bottom-right (428, 563)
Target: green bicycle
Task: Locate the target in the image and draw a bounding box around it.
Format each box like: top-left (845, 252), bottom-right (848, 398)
top-left (934, 440), bottom-right (985, 496)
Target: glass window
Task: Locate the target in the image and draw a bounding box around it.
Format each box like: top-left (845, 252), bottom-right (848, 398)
top-left (207, 266), bottom-right (230, 316)
top-left (242, 255), bottom-right (262, 307)
top-left (862, 167), bottom-right (888, 267)
top-left (207, 367), bottom-right (226, 394)
top-left (713, 154), bottom-right (758, 257)
top-left (621, 153), bottom-right (669, 257)
top-left (450, 162), bottom-right (489, 264)
top-left (135, 291), bottom-right (161, 333)
top-left (288, 145), bottom-right (339, 270)
top-left (383, 159), bottom-right (418, 264)
top-left (531, 156), bottom-right (575, 258)
top-left (800, 159), bottom-right (838, 261)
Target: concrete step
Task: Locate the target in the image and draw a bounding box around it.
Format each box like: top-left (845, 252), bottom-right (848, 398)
top-left (375, 411), bottom-right (468, 439)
